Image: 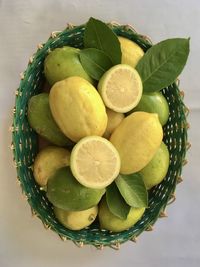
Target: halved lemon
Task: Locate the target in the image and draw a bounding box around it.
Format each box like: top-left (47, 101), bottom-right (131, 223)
top-left (98, 64), bottom-right (143, 113)
top-left (70, 136), bottom-right (121, 189)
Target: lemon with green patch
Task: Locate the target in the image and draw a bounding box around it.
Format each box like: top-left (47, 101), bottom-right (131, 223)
top-left (44, 46), bottom-right (93, 86)
top-left (54, 206), bottom-right (98, 230)
top-left (99, 197), bottom-right (145, 232)
top-left (139, 142), bottom-right (170, 189)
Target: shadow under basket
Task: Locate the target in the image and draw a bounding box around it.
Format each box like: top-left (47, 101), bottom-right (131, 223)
top-left (11, 22), bottom-right (190, 249)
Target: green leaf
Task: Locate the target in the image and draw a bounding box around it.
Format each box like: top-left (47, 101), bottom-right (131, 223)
top-left (106, 183), bottom-right (131, 219)
top-left (84, 17), bottom-right (121, 65)
top-left (79, 48), bottom-right (113, 80)
top-left (136, 38), bottom-right (190, 92)
top-left (115, 173), bottom-right (148, 208)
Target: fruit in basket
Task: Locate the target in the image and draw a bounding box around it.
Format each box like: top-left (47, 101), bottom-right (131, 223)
top-left (44, 46), bottom-right (93, 86)
top-left (130, 92), bottom-right (169, 126)
top-left (103, 109), bottom-right (124, 139)
top-left (118, 36), bottom-right (144, 67)
top-left (98, 197), bottom-right (145, 232)
top-left (139, 142), bottom-right (170, 189)
top-left (98, 64), bottom-right (143, 113)
top-left (110, 111), bottom-right (163, 174)
top-left (54, 206), bottom-right (98, 230)
top-left (49, 77), bottom-right (107, 142)
top-left (33, 146), bottom-right (70, 187)
top-left (70, 136), bottom-right (121, 189)
top-left (47, 167), bottom-right (105, 211)
top-left (28, 93), bottom-right (72, 146)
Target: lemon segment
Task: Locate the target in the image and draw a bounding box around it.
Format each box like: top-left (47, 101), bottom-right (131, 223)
top-left (70, 136), bottom-right (121, 189)
top-left (118, 37), bottom-right (144, 67)
top-left (98, 64), bottom-right (143, 113)
top-left (110, 112), bottom-right (163, 174)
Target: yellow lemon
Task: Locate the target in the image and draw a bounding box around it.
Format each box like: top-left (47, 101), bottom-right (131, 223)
top-left (54, 206), bottom-right (98, 230)
top-left (99, 197), bottom-right (145, 232)
top-left (98, 64), bottom-right (143, 113)
top-left (33, 146), bottom-right (70, 187)
top-left (49, 77), bottom-right (107, 142)
top-left (110, 112), bottom-right (163, 174)
top-left (118, 36), bottom-right (144, 67)
top-left (103, 108), bottom-right (124, 139)
top-left (70, 136), bottom-right (121, 189)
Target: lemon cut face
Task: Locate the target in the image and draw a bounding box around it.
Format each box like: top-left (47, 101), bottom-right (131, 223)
top-left (98, 64), bottom-right (143, 113)
top-left (70, 136), bottom-right (121, 189)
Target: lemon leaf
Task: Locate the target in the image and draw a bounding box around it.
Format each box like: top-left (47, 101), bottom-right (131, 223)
top-left (79, 48), bottom-right (113, 80)
top-left (106, 183), bottom-right (131, 219)
top-left (115, 173), bottom-right (148, 208)
top-left (136, 38), bottom-right (190, 92)
top-left (84, 17), bottom-right (121, 65)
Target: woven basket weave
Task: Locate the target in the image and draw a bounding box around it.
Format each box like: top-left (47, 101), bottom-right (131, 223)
top-left (11, 22), bottom-right (190, 249)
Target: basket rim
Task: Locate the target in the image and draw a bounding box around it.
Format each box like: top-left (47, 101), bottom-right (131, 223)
top-left (11, 21), bottom-right (190, 249)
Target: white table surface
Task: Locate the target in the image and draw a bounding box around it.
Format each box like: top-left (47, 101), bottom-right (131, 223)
top-left (0, 0), bottom-right (199, 266)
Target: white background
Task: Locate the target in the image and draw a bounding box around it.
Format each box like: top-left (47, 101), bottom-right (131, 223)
top-left (0, 0), bottom-right (199, 266)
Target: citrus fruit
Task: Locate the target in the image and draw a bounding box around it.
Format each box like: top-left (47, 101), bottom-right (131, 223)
top-left (110, 111), bottom-right (163, 174)
top-left (131, 92), bottom-right (169, 126)
top-left (139, 142), bottom-right (170, 189)
top-left (118, 36), bottom-right (144, 67)
top-left (70, 136), bottom-right (121, 189)
top-left (44, 46), bottom-right (93, 86)
top-left (98, 197), bottom-right (145, 232)
top-left (54, 205), bottom-right (98, 230)
top-left (103, 108), bottom-right (124, 139)
top-left (28, 93), bottom-right (72, 146)
top-left (33, 146), bottom-right (70, 187)
top-left (47, 167), bottom-right (105, 211)
top-left (49, 77), bottom-right (107, 142)
top-left (98, 64), bottom-right (143, 113)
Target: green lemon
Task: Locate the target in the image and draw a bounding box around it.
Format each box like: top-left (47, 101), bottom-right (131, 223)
top-left (47, 167), bottom-right (105, 211)
top-left (33, 146), bottom-right (70, 187)
top-left (139, 142), bottom-right (170, 189)
top-left (44, 46), bottom-right (93, 86)
top-left (54, 206), bottom-right (98, 230)
top-left (130, 92), bottom-right (169, 126)
top-left (98, 197), bottom-right (145, 232)
top-left (28, 93), bottom-right (73, 146)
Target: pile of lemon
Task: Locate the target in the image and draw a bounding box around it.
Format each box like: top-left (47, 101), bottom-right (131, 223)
top-left (28, 37), bottom-right (169, 232)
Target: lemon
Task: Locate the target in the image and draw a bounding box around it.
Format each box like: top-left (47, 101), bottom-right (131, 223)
top-left (28, 93), bottom-right (72, 146)
top-left (98, 64), bottom-right (143, 113)
top-left (131, 92), bottom-right (169, 126)
top-left (70, 136), bottom-right (121, 189)
top-left (49, 77), bottom-right (107, 142)
top-left (99, 197), bottom-right (145, 232)
top-left (110, 112), bottom-right (163, 174)
top-left (54, 206), bottom-right (98, 230)
top-left (118, 37), bottom-right (144, 67)
top-left (44, 46), bottom-right (93, 86)
top-left (103, 108), bottom-right (124, 139)
top-left (33, 146), bottom-right (70, 187)
top-left (139, 142), bottom-right (170, 189)
top-left (47, 167), bottom-right (105, 211)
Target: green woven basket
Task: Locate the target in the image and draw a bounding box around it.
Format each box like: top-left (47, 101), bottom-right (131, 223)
top-left (11, 22), bottom-right (190, 249)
